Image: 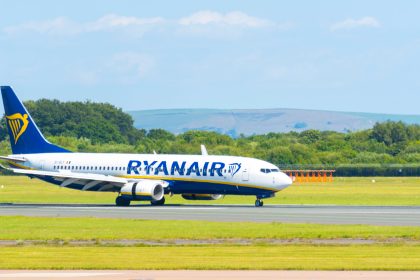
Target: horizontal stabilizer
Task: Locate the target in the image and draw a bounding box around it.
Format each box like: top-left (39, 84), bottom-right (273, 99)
top-left (0, 155), bottom-right (27, 162)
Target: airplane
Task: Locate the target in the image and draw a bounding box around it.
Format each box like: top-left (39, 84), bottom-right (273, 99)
top-left (0, 86), bottom-right (292, 207)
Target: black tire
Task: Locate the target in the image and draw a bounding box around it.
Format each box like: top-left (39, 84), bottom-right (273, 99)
top-left (255, 199), bottom-right (264, 207)
top-left (116, 196), bottom-right (130, 207)
top-left (151, 196), bottom-right (165, 206)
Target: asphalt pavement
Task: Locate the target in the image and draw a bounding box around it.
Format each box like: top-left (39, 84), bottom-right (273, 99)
top-left (1, 203), bottom-right (420, 225)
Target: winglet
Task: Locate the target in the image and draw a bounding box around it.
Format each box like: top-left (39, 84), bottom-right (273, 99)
top-left (200, 144), bottom-right (208, 156)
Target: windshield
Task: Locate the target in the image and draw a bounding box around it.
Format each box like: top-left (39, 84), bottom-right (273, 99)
top-left (260, 168), bottom-right (280, 173)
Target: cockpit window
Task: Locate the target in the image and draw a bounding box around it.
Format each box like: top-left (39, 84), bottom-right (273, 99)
top-left (260, 168), bottom-right (280, 173)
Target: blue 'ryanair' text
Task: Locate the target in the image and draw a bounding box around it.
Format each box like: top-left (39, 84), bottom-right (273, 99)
top-left (127, 160), bottom-right (242, 177)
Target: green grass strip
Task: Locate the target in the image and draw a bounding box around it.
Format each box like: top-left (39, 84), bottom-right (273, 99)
top-left (1, 176), bottom-right (420, 205)
top-left (1, 245), bottom-right (420, 270)
top-left (2, 216), bottom-right (420, 241)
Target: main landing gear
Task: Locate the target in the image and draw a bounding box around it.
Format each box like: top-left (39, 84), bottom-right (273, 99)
top-left (115, 196), bottom-right (166, 206)
top-left (255, 199), bottom-right (264, 207)
top-left (115, 196), bottom-right (131, 207)
top-left (150, 196), bottom-right (165, 206)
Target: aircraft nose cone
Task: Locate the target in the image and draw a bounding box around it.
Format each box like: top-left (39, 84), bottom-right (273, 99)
top-left (277, 172), bottom-right (293, 190)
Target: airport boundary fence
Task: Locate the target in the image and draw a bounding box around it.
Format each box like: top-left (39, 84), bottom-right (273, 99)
top-left (278, 164), bottom-right (420, 177)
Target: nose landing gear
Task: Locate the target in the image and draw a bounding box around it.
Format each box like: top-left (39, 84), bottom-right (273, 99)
top-left (255, 199), bottom-right (264, 207)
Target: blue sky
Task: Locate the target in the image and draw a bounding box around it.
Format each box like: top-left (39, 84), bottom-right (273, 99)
top-left (1, 0), bottom-right (419, 114)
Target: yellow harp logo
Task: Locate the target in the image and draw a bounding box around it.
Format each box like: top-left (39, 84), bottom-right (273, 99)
top-left (6, 113), bottom-right (29, 144)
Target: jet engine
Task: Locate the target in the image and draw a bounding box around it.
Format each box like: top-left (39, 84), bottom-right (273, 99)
top-left (120, 181), bottom-right (164, 201)
top-left (181, 194), bottom-right (224, 200)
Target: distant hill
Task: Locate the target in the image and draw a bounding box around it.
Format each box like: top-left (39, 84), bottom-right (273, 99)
top-left (128, 108), bottom-right (420, 137)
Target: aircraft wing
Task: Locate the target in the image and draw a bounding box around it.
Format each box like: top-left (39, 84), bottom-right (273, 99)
top-left (8, 168), bottom-right (129, 191)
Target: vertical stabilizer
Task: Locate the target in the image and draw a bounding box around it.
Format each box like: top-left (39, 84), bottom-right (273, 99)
top-left (1, 86), bottom-right (69, 154)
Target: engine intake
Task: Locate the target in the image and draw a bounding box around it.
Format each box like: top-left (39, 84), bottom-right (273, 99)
top-left (120, 181), bottom-right (164, 201)
top-left (181, 194), bottom-right (224, 200)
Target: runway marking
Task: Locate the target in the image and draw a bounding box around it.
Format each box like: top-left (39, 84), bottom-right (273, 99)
top-left (3, 205), bottom-right (420, 225)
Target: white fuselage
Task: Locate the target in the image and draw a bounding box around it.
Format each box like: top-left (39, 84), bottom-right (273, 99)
top-left (17, 153), bottom-right (292, 196)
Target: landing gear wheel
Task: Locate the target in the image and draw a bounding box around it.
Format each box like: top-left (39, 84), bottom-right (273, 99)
top-left (151, 196), bottom-right (165, 206)
top-left (116, 196), bottom-right (131, 207)
top-left (255, 199), bottom-right (264, 207)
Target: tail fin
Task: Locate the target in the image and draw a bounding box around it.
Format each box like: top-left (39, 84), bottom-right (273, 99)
top-left (1, 86), bottom-right (69, 154)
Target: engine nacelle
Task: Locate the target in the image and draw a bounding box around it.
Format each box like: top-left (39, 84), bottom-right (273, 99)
top-left (181, 194), bottom-right (224, 201)
top-left (120, 180), bottom-right (164, 201)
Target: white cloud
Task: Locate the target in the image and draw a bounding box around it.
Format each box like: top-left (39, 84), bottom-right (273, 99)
top-left (179, 10), bottom-right (274, 28)
top-left (3, 17), bottom-right (81, 35)
top-left (3, 14), bottom-right (165, 35)
top-left (86, 14), bottom-right (165, 32)
top-left (3, 11), bottom-right (283, 36)
top-left (330, 17), bottom-right (381, 31)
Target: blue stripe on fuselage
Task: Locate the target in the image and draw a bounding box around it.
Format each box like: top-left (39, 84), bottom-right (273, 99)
top-left (31, 174), bottom-right (275, 196)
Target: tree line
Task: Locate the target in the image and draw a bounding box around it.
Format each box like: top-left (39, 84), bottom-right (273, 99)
top-left (0, 99), bottom-right (419, 168)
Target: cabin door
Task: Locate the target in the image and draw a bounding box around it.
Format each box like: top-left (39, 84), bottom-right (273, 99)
top-left (242, 169), bottom-right (249, 181)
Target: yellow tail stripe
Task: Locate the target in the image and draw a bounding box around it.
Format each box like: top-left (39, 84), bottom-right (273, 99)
top-left (9, 120), bottom-right (17, 140)
top-left (13, 120), bottom-right (19, 137)
top-left (16, 119), bottom-right (21, 130)
top-left (12, 120), bottom-right (19, 142)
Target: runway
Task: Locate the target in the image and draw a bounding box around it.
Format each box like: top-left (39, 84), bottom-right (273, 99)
top-left (2, 203), bottom-right (420, 225)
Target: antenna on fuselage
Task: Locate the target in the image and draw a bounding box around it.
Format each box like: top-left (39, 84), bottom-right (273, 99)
top-left (153, 150), bottom-right (157, 155)
top-left (200, 144), bottom-right (208, 156)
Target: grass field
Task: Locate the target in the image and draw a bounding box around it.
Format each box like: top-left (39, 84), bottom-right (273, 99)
top-left (1, 176), bottom-right (420, 205)
top-left (2, 176), bottom-right (420, 270)
top-left (2, 245), bottom-right (420, 270)
top-left (2, 216), bottom-right (420, 241)
top-left (1, 216), bottom-right (420, 269)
